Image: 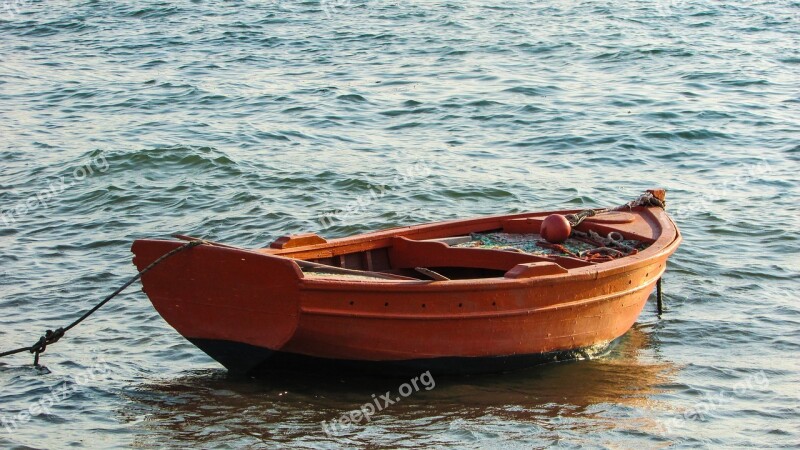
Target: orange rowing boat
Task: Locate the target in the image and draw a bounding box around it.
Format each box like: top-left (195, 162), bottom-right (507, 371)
top-left (131, 190), bottom-right (681, 375)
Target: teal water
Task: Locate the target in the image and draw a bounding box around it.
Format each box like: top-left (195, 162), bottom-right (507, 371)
top-left (1, 0), bottom-right (798, 447)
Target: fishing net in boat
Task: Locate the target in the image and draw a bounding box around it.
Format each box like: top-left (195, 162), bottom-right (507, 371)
top-left (454, 232), bottom-right (649, 262)
top-left (454, 191), bottom-right (663, 262)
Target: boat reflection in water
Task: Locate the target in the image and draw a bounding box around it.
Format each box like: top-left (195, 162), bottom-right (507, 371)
top-left (120, 325), bottom-right (678, 447)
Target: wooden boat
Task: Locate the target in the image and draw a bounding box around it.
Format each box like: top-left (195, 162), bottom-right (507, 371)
top-left (131, 190), bottom-right (681, 375)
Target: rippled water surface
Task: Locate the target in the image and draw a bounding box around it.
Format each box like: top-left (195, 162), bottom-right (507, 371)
top-left (1, 0), bottom-right (798, 448)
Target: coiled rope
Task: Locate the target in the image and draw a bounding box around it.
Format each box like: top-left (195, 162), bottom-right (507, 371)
top-left (0, 239), bottom-right (205, 367)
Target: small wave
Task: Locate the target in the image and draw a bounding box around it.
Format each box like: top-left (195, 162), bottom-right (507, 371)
top-left (386, 122), bottom-right (424, 130)
top-left (109, 146), bottom-right (240, 174)
top-left (504, 86), bottom-right (560, 97)
top-left (337, 94), bottom-right (368, 103)
top-left (126, 6), bottom-right (182, 19)
top-left (466, 100), bottom-right (504, 107)
top-left (642, 129), bottom-right (729, 140)
top-left (380, 107), bottom-right (437, 117)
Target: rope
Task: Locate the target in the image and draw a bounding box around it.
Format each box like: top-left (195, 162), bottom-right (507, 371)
top-left (571, 229), bottom-right (638, 254)
top-left (0, 239), bottom-right (205, 366)
top-left (536, 241), bottom-right (580, 258)
top-left (565, 208), bottom-right (606, 227)
top-left (566, 191), bottom-right (665, 229)
top-left (614, 191), bottom-right (665, 210)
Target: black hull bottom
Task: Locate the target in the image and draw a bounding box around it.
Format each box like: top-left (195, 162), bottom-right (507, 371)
top-left (189, 338), bottom-right (612, 376)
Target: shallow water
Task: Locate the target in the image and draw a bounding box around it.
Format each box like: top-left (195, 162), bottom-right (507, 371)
top-left (1, 0), bottom-right (798, 448)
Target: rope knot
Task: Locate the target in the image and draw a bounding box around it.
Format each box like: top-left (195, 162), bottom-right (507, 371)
top-left (30, 327), bottom-right (65, 357)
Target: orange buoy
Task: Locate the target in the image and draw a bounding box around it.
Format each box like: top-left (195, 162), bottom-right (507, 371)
top-left (540, 214), bottom-right (572, 244)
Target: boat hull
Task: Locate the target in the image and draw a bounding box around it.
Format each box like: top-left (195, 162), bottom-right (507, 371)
top-left (207, 271), bottom-right (656, 374)
top-left (132, 202), bottom-right (680, 375)
top-left (188, 338), bottom-right (618, 375)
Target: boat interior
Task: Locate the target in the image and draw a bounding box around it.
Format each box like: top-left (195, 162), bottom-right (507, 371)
top-left (265, 213), bottom-right (658, 281)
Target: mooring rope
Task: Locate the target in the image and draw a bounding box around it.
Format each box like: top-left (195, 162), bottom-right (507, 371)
top-left (566, 191), bottom-right (665, 228)
top-left (564, 209), bottom-right (605, 227)
top-left (0, 239), bottom-right (205, 367)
